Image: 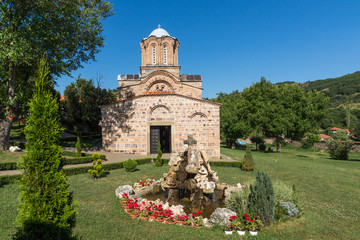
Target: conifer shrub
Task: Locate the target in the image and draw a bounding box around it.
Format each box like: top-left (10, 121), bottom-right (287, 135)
top-left (75, 137), bottom-right (81, 157)
top-left (241, 145), bottom-right (255, 171)
top-left (88, 153), bottom-right (104, 179)
top-left (124, 159), bottom-right (138, 172)
top-left (155, 141), bottom-right (163, 167)
top-left (248, 171), bottom-right (275, 226)
top-left (15, 57), bottom-right (76, 239)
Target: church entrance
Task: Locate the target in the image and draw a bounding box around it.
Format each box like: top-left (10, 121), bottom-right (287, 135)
top-left (150, 126), bottom-right (171, 154)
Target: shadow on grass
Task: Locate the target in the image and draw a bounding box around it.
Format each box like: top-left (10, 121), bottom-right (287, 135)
top-left (13, 221), bottom-right (78, 240)
top-left (296, 155), bottom-right (310, 158)
top-left (326, 157), bottom-right (360, 162)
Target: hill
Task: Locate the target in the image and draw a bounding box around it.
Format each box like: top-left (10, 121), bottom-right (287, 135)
top-left (280, 71), bottom-right (360, 131)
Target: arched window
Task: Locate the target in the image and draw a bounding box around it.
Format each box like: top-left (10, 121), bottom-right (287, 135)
top-left (163, 46), bottom-right (167, 64)
top-left (152, 45), bottom-right (156, 64)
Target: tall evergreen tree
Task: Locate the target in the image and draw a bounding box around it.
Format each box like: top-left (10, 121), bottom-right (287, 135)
top-left (248, 171), bottom-right (275, 226)
top-left (15, 57), bottom-right (76, 239)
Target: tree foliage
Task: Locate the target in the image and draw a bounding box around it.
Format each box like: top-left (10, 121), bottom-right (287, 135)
top-left (0, 0), bottom-right (114, 150)
top-left (155, 141), bottom-right (163, 167)
top-left (16, 57), bottom-right (76, 239)
top-left (62, 77), bottom-right (117, 131)
top-left (248, 171), bottom-right (275, 226)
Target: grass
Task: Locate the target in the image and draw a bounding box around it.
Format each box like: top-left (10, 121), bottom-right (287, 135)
top-left (0, 146), bottom-right (359, 239)
top-left (0, 151), bottom-right (24, 163)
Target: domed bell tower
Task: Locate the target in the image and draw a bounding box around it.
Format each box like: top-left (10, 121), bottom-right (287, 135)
top-left (139, 25), bottom-right (180, 77)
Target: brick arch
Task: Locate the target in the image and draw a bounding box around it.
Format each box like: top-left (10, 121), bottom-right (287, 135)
top-left (189, 111), bottom-right (208, 119)
top-left (148, 103), bottom-right (173, 121)
top-left (143, 70), bottom-right (180, 86)
top-left (150, 104), bottom-right (171, 114)
top-left (147, 80), bottom-right (175, 92)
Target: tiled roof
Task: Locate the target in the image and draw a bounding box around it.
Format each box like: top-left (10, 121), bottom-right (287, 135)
top-left (100, 91), bottom-right (221, 107)
top-left (345, 129), bottom-right (351, 134)
top-left (117, 74), bottom-right (140, 81)
top-left (180, 74), bottom-right (202, 82)
top-left (319, 134), bottom-right (332, 139)
top-left (330, 127), bottom-right (339, 131)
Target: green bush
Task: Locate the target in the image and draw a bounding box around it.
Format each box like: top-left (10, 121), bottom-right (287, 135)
top-left (327, 139), bottom-right (353, 160)
top-left (301, 133), bottom-right (321, 149)
top-left (0, 174), bottom-right (22, 187)
top-left (88, 159), bottom-right (104, 179)
top-left (155, 141), bottom-right (163, 167)
top-left (241, 145), bottom-right (255, 171)
top-left (248, 171), bottom-right (275, 226)
top-left (273, 181), bottom-right (296, 204)
top-left (0, 162), bottom-right (18, 170)
top-left (75, 137), bottom-right (81, 157)
top-left (123, 159), bottom-right (138, 172)
top-left (209, 161), bottom-right (241, 167)
top-left (62, 151), bottom-right (87, 157)
top-left (226, 180), bottom-right (254, 216)
top-left (61, 157), bottom-right (93, 166)
top-left (259, 143), bottom-right (266, 151)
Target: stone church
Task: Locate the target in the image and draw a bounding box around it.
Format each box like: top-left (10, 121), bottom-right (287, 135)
top-left (100, 26), bottom-right (221, 158)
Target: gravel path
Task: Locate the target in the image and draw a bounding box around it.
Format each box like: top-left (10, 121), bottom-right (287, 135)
top-left (0, 148), bottom-right (236, 176)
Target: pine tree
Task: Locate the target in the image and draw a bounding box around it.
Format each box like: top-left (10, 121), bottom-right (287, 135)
top-left (155, 141), bottom-right (163, 167)
top-left (15, 57), bottom-right (76, 239)
top-left (241, 145), bottom-right (255, 171)
top-left (248, 171), bottom-right (275, 226)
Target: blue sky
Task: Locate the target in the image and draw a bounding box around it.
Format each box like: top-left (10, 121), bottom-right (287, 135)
top-left (57, 0), bottom-right (360, 99)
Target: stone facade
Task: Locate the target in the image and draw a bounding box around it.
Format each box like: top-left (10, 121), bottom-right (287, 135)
top-left (100, 26), bottom-right (221, 158)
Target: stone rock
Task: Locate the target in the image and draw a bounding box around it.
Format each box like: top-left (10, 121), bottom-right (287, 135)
top-left (185, 164), bottom-right (198, 174)
top-left (203, 218), bottom-right (212, 228)
top-left (9, 146), bottom-right (21, 152)
top-left (169, 204), bottom-right (185, 216)
top-left (209, 208), bottom-right (237, 225)
top-left (134, 184), bottom-right (162, 197)
top-left (168, 151), bottom-right (182, 166)
top-left (115, 185), bottom-right (135, 199)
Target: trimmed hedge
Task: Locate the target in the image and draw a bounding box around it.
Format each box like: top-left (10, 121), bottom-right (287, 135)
top-left (209, 161), bottom-right (241, 167)
top-left (62, 151), bottom-right (88, 157)
top-left (0, 174), bottom-right (22, 186)
top-left (0, 162), bottom-right (18, 170)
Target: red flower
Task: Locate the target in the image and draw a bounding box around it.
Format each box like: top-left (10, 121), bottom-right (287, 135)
top-left (244, 213), bottom-right (248, 217)
top-left (245, 217), bottom-right (249, 221)
top-left (253, 216), bottom-right (255, 219)
top-left (198, 210), bottom-right (202, 215)
top-left (230, 224), bottom-right (234, 228)
top-left (250, 219), bottom-right (254, 223)
top-left (230, 216), bottom-right (237, 220)
top-left (257, 214), bottom-right (260, 217)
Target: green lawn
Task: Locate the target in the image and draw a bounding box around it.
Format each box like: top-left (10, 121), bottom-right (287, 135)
top-left (0, 151), bottom-right (24, 163)
top-left (0, 146), bottom-right (359, 239)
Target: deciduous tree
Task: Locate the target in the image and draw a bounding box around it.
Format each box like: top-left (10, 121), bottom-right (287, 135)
top-left (0, 0), bottom-right (113, 150)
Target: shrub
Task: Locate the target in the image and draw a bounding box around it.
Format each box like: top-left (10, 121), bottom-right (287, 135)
top-left (248, 171), bottom-right (275, 226)
top-left (155, 141), bottom-right (163, 167)
top-left (250, 134), bottom-right (265, 151)
top-left (327, 139), bottom-right (353, 160)
top-left (278, 202), bottom-right (299, 218)
top-left (92, 152), bottom-right (101, 160)
top-left (16, 57), bottom-right (76, 237)
top-left (273, 181), bottom-right (295, 204)
top-left (259, 143), bottom-right (266, 151)
top-left (241, 145), bottom-right (255, 171)
top-left (75, 137), bottom-right (81, 157)
top-left (88, 159), bottom-right (104, 179)
top-left (124, 159), bottom-right (138, 172)
top-left (226, 180), bottom-right (254, 216)
top-left (301, 133), bottom-right (321, 149)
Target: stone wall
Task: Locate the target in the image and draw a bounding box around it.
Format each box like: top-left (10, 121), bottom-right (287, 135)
top-left (100, 94), bottom-right (221, 158)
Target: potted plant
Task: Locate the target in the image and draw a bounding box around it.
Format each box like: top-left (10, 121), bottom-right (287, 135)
top-left (234, 219), bottom-right (246, 235)
top-left (246, 214), bottom-right (263, 236)
top-left (193, 211), bottom-right (204, 228)
top-left (224, 223), bottom-right (234, 235)
top-left (184, 219), bottom-right (193, 227)
top-left (166, 216), bottom-right (176, 224)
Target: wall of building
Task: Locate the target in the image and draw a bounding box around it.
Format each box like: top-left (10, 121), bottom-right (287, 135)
top-left (100, 94), bottom-right (220, 158)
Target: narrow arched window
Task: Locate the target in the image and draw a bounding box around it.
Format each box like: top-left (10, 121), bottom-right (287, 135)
top-left (152, 45), bottom-right (156, 64)
top-left (163, 46), bottom-right (167, 64)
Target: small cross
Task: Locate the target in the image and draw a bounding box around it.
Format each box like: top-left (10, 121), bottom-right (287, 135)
top-left (158, 24), bottom-right (161, 28)
top-left (184, 134), bottom-right (197, 147)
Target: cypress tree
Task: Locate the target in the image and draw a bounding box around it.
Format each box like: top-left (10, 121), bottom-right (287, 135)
top-left (241, 145), bottom-right (255, 171)
top-left (75, 137), bottom-right (82, 157)
top-left (248, 171), bottom-right (275, 226)
top-left (155, 141), bottom-right (163, 167)
top-left (15, 57), bottom-right (76, 239)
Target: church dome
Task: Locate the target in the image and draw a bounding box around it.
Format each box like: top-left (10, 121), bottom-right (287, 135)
top-left (148, 25), bottom-right (171, 38)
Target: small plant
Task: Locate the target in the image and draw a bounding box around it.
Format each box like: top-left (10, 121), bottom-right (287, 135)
top-left (124, 159), bottom-right (138, 172)
top-left (241, 145), bottom-right (255, 171)
top-left (278, 202), bottom-right (299, 218)
top-left (327, 139), bottom-right (353, 160)
top-left (245, 214), bottom-right (263, 231)
top-left (248, 171), bottom-right (275, 226)
top-left (75, 137), bottom-right (82, 157)
top-left (88, 159), bottom-right (104, 179)
top-left (155, 141), bottom-right (163, 167)
top-left (224, 223), bottom-right (235, 232)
